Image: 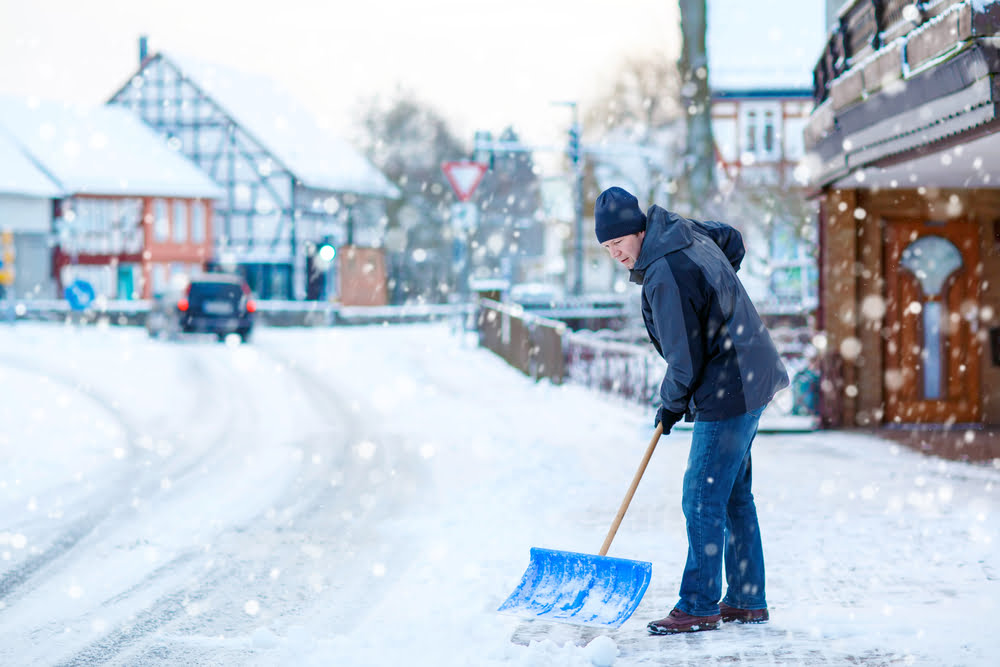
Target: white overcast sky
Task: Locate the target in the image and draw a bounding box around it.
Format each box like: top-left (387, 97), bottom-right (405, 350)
top-left (0, 0), bottom-right (680, 150)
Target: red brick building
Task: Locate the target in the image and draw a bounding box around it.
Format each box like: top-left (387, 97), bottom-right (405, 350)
top-left (0, 96), bottom-right (223, 300)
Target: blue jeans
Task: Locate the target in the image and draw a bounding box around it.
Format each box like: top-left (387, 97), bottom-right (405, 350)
top-left (676, 406), bottom-right (767, 616)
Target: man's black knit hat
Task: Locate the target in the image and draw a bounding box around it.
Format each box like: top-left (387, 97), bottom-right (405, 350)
top-left (594, 187), bottom-right (646, 243)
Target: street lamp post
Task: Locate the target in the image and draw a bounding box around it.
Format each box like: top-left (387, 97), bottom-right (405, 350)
top-left (553, 101), bottom-right (585, 296)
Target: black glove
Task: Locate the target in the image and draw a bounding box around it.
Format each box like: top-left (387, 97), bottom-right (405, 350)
top-left (654, 407), bottom-right (684, 434)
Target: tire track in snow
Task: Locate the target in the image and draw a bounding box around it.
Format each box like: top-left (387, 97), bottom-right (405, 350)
top-left (54, 339), bottom-right (385, 664)
top-left (0, 355), bottom-right (142, 608)
top-left (163, 340), bottom-right (432, 637)
top-left (52, 345), bottom-right (272, 666)
top-left (0, 345), bottom-right (247, 665)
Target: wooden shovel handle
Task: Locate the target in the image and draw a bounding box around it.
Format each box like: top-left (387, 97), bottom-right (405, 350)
top-left (599, 423), bottom-right (664, 557)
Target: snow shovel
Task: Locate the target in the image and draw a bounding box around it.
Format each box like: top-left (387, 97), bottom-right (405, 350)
top-left (498, 423), bottom-right (663, 628)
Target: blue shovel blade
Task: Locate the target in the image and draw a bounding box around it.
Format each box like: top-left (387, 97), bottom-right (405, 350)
top-left (498, 547), bottom-right (652, 629)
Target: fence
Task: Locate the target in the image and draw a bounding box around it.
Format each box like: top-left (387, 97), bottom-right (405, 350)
top-left (476, 299), bottom-right (566, 382)
top-left (562, 331), bottom-right (664, 405)
top-left (476, 299), bottom-right (663, 403)
top-left (0, 298), bottom-right (474, 327)
top-left (475, 299), bottom-right (819, 418)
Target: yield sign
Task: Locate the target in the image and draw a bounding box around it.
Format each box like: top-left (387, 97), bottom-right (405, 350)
top-left (441, 161), bottom-right (488, 202)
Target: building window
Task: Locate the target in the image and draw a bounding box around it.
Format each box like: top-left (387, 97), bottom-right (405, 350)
top-left (169, 262), bottom-right (190, 290)
top-left (115, 199), bottom-right (144, 253)
top-left (763, 111), bottom-right (775, 153)
top-left (154, 199), bottom-right (169, 242)
top-left (192, 202), bottom-right (206, 243)
top-left (900, 236), bottom-right (963, 400)
top-left (745, 111), bottom-right (757, 153)
top-left (152, 263), bottom-right (167, 295)
top-left (172, 200), bottom-right (188, 243)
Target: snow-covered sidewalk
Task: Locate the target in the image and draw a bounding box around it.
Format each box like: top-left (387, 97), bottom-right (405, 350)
top-left (0, 322), bottom-right (997, 665)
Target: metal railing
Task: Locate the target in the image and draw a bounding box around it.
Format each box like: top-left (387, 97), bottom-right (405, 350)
top-left (0, 298), bottom-right (474, 327)
top-left (562, 331), bottom-right (664, 405)
top-left (475, 299), bottom-right (820, 419)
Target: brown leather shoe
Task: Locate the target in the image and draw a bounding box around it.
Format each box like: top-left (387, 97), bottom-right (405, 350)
top-left (647, 607), bottom-right (721, 635)
top-left (719, 602), bottom-right (769, 623)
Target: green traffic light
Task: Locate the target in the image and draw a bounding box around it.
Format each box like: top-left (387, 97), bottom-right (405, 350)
top-left (318, 244), bottom-right (336, 262)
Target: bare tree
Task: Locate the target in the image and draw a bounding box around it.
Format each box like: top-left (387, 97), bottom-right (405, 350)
top-left (677, 0), bottom-right (716, 209)
top-left (583, 53), bottom-right (685, 208)
top-left (585, 53), bottom-right (682, 133)
top-left (353, 90), bottom-right (468, 303)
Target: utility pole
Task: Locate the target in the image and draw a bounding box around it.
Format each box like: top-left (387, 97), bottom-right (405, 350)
top-left (553, 102), bottom-right (585, 296)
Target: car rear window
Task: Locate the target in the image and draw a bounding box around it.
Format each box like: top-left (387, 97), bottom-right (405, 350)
top-left (189, 282), bottom-right (243, 303)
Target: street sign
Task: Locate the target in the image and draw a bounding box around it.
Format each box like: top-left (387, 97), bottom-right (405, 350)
top-left (65, 279), bottom-right (95, 311)
top-left (441, 161), bottom-right (488, 202)
top-left (450, 202), bottom-right (478, 231)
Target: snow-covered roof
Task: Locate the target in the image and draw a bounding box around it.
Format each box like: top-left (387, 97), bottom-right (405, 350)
top-left (156, 52), bottom-right (400, 199)
top-left (0, 95), bottom-right (224, 199)
top-left (708, 0), bottom-right (826, 92)
top-left (0, 130), bottom-right (61, 198)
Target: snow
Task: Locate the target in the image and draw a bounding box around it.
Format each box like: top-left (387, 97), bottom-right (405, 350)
top-left (0, 130), bottom-right (61, 198)
top-left (0, 321), bottom-right (997, 665)
top-left (708, 0), bottom-right (827, 91)
top-left (156, 52), bottom-right (400, 200)
top-left (0, 95), bottom-right (224, 199)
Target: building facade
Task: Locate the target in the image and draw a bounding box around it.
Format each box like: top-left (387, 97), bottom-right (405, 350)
top-left (805, 0), bottom-right (1000, 428)
top-left (711, 90), bottom-right (813, 188)
top-left (0, 132), bottom-right (61, 299)
top-left (52, 194), bottom-right (215, 299)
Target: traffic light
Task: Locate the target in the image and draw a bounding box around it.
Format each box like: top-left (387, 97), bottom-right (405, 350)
top-left (317, 239), bottom-right (336, 264)
top-left (307, 238), bottom-right (336, 301)
top-left (567, 123), bottom-right (581, 165)
top-left (474, 130), bottom-right (495, 170)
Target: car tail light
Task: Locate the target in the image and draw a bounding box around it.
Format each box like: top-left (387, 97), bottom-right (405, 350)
top-left (241, 281), bottom-right (256, 313)
top-left (177, 284), bottom-right (191, 311)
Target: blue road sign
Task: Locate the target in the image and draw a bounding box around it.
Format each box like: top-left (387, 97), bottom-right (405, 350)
top-left (65, 279), bottom-right (95, 311)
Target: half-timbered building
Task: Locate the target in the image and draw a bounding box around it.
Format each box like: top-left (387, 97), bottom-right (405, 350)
top-left (109, 41), bottom-right (399, 301)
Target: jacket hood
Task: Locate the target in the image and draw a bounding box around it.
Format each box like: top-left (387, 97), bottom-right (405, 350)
top-left (630, 206), bottom-right (692, 282)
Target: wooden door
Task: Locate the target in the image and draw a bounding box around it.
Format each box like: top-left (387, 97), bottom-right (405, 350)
top-left (884, 221), bottom-right (980, 423)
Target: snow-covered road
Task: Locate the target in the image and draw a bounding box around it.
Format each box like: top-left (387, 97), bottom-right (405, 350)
top-left (0, 322), bottom-right (997, 666)
top-left (0, 323), bottom-right (429, 665)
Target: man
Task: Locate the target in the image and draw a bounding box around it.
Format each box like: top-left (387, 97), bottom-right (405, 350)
top-left (595, 186), bottom-right (789, 635)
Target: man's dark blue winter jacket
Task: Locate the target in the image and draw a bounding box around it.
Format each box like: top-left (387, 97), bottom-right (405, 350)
top-left (630, 205), bottom-right (789, 422)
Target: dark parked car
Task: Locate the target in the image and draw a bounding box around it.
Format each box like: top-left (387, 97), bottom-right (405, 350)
top-left (146, 273), bottom-right (256, 342)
